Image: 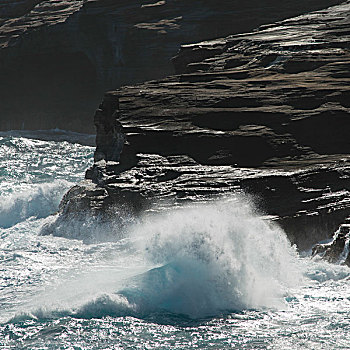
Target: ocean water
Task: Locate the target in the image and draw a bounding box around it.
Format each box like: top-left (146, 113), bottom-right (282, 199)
top-left (1, 132), bottom-right (350, 350)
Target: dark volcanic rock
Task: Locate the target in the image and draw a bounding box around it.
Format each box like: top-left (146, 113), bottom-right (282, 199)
top-left (312, 219), bottom-right (350, 265)
top-left (56, 1), bottom-right (350, 251)
top-left (0, 0), bottom-right (344, 132)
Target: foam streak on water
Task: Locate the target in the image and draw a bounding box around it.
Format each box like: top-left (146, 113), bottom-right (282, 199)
top-left (0, 133), bottom-right (350, 349)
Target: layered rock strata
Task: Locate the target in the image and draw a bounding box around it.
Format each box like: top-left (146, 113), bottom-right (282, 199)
top-left (0, 0), bottom-right (344, 132)
top-left (55, 1), bottom-right (350, 252)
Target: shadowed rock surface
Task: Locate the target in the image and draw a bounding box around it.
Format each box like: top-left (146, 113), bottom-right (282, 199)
top-left (0, 0), bottom-right (344, 132)
top-left (52, 1), bottom-right (350, 251)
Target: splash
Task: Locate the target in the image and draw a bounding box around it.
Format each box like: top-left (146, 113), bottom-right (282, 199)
top-left (0, 180), bottom-right (72, 228)
top-left (40, 205), bottom-right (136, 243)
top-left (11, 197), bottom-right (304, 321)
top-left (120, 198), bottom-right (302, 317)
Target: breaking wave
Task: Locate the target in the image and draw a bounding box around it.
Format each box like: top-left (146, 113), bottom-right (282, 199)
top-left (0, 180), bottom-right (72, 228)
top-left (7, 198), bottom-right (305, 321)
top-left (120, 199), bottom-right (302, 317)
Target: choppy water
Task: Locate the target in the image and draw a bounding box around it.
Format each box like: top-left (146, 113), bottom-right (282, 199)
top-left (1, 132), bottom-right (350, 349)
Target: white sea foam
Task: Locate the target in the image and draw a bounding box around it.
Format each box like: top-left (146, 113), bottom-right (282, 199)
top-left (7, 197), bottom-right (349, 323)
top-left (120, 198), bottom-right (303, 317)
top-left (0, 180), bottom-right (72, 228)
top-left (10, 197), bottom-right (305, 321)
top-left (302, 258), bottom-right (350, 282)
top-left (0, 128), bottom-right (95, 146)
top-left (3, 134), bottom-right (350, 348)
top-left (40, 206), bottom-right (136, 243)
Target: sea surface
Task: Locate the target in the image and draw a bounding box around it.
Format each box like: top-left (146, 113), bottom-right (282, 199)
top-left (0, 131), bottom-right (350, 349)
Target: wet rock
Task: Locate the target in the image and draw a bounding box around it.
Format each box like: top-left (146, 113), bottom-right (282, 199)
top-left (312, 220), bottom-right (350, 265)
top-left (57, 1), bottom-right (350, 250)
top-left (55, 179), bottom-right (148, 225)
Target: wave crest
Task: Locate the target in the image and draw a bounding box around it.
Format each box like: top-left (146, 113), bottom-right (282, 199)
top-left (121, 198), bottom-right (302, 317)
top-left (6, 197), bottom-right (304, 321)
top-left (0, 180), bottom-right (72, 228)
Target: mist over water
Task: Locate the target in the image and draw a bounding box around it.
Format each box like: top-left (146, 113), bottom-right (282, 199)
top-left (1, 133), bottom-right (350, 349)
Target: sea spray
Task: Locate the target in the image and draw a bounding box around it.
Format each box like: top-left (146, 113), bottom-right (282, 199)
top-left (40, 205), bottom-right (137, 243)
top-left (5, 196), bottom-right (304, 322)
top-left (121, 198), bottom-right (303, 317)
top-left (0, 180), bottom-right (72, 228)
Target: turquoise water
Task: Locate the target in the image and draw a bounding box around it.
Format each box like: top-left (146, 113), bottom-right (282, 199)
top-left (1, 132), bottom-right (350, 349)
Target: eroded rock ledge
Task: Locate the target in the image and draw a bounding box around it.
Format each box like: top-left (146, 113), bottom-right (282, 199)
top-left (0, 0), bottom-right (344, 132)
top-left (57, 1), bottom-right (350, 252)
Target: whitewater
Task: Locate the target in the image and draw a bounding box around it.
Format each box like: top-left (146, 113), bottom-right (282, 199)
top-left (1, 132), bottom-right (350, 349)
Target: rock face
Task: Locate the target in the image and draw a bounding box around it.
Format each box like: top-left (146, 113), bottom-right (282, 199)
top-left (312, 219), bottom-right (350, 265)
top-left (54, 1), bottom-right (350, 251)
top-left (0, 0), bottom-right (344, 132)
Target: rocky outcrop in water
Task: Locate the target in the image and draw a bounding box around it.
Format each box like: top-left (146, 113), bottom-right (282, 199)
top-left (312, 219), bottom-right (350, 265)
top-left (0, 0), bottom-right (344, 132)
top-left (54, 1), bottom-right (350, 251)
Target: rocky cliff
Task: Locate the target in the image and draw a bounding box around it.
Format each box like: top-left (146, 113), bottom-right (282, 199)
top-left (0, 0), bottom-right (344, 132)
top-left (49, 1), bottom-right (350, 253)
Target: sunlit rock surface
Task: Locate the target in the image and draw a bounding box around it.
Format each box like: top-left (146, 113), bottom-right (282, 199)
top-left (56, 1), bottom-right (350, 250)
top-left (0, 0), bottom-right (344, 131)
top-left (312, 219), bottom-right (350, 265)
